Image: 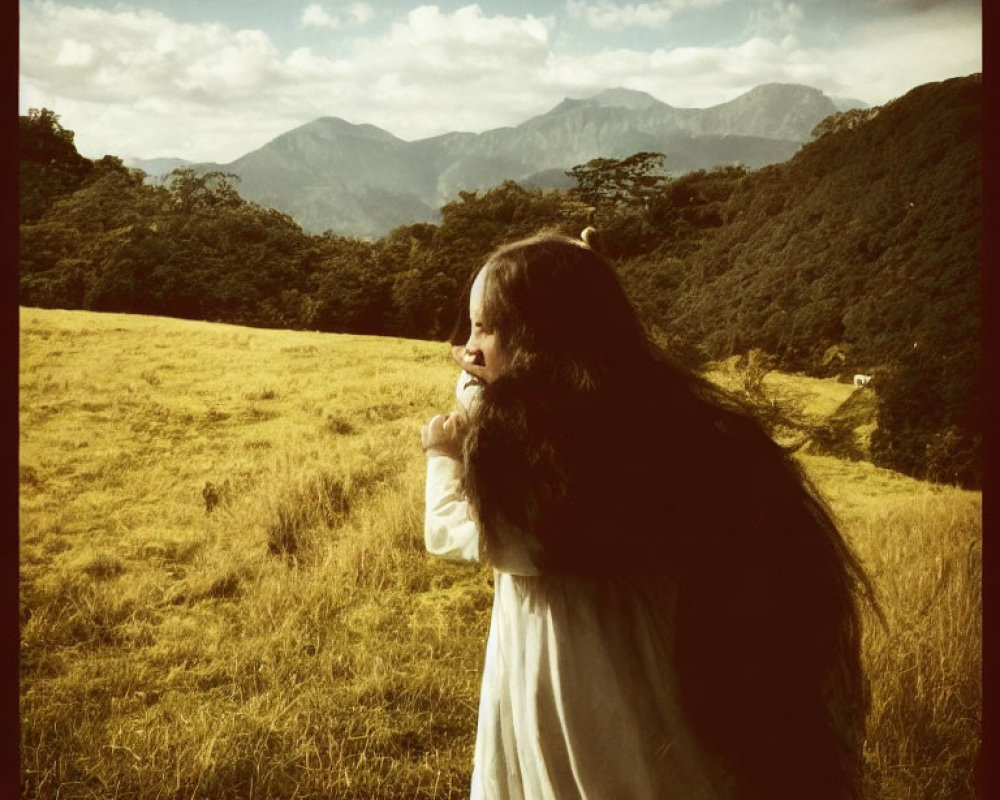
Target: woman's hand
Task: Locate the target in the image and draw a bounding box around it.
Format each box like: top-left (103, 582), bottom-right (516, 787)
top-left (421, 411), bottom-right (466, 460)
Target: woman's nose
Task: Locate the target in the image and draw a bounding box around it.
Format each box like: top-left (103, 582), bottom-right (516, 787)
top-left (462, 343), bottom-right (484, 367)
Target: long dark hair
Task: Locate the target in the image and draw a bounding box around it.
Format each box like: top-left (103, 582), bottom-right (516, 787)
top-left (454, 231), bottom-right (879, 800)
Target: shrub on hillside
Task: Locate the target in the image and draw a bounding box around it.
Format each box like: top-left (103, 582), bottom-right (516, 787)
top-left (870, 348), bottom-right (981, 488)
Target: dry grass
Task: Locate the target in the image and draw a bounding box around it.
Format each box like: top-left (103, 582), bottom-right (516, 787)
top-left (19, 308), bottom-right (980, 799)
top-left (802, 455), bottom-right (982, 800)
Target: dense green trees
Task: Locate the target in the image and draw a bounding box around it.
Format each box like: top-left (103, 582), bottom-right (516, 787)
top-left (18, 74), bottom-right (981, 486)
top-left (20, 163), bottom-right (314, 325)
top-left (652, 75), bottom-right (981, 485)
top-left (566, 151), bottom-right (668, 209)
top-left (19, 108), bottom-right (94, 224)
top-left (564, 151), bottom-right (676, 260)
top-left (18, 134), bottom-right (591, 338)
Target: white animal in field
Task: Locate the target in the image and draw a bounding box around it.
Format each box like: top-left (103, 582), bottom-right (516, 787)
top-left (853, 374), bottom-right (872, 388)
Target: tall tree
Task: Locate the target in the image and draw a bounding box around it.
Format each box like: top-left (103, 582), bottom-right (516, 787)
top-left (566, 151), bottom-right (668, 210)
top-left (19, 108), bottom-right (93, 223)
top-left (566, 152), bottom-right (672, 259)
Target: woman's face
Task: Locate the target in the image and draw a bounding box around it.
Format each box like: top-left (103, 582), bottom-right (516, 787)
top-left (464, 267), bottom-right (507, 384)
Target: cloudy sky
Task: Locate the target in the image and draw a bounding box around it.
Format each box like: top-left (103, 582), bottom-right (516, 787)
top-left (19, 0), bottom-right (981, 164)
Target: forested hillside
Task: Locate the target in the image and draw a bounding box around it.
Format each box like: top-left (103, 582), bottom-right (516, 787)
top-left (622, 74), bottom-right (981, 485)
top-left (662, 75), bottom-right (980, 372)
top-left (18, 74), bottom-right (981, 487)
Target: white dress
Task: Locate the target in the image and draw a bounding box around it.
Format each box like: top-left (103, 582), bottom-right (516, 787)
top-left (423, 373), bottom-right (732, 800)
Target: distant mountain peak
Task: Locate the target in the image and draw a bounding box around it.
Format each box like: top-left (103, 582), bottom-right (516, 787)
top-left (721, 83), bottom-right (830, 107)
top-left (589, 87), bottom-right (666, 110)
top-left (544, 87), bottom-right (667, 117)
top-left (542, 97), bottom-right (589, 117)
top-left (294, 116), bottom-right (402, 144)
top-left (740, 82), bottom-right (825, 95)
top-left (122, 156), bottom-right (191, 180)
top-left (831, 96), bottom-right (871, 112)
top-left (174, 80), bottom-right (872, 237)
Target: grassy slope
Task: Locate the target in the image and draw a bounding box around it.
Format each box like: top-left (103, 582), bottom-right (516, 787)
top-left (19, 308), bottom-right (981, 799)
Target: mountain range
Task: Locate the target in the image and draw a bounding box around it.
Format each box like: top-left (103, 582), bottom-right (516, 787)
top-left (126, 84), bottom-right (866, 238)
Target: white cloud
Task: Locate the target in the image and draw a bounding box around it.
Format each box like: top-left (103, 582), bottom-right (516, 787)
top-left (542, 36), bottom-right (841, 106)
top-left (54, 38), bottom-right (94, 68)
top-left (20, 1), bottom-right (300, 158)
top-left (301, 4), bottom-right (336, 28)
top-left (745, 1), bottom-right (803, 38)
top-left (22, 3), bottom-right (286, 105)
top-left (378, 5), bottom-right (552, 52)
top-left (18, 0), bottom-right (981, 163)
top-left (349, 3), bottom-right (375, 24)
top-left (300, 3), bottom-right (374, 30)
top-left (816, 6), bottom-right (981, 101)
top-left (566, 1), bottom-right (674, 29)
top-left (542, 5), bottom-right (978, 109)
top-left (300, 5), bottom-right (557, 139)
top-left (19, 2), bottom-right (559, 160)
top-left (566, 0), bottom-right (728, 31)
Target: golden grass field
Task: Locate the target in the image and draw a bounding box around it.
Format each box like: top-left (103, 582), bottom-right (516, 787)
top-left (19, 308), bottom-right (981, 799)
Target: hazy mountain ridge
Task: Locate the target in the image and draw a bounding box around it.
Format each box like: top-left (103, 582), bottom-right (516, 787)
top-left (136, 83), bottom-right (856, 238)
top-left (122, 156), bottom-right (191, 179)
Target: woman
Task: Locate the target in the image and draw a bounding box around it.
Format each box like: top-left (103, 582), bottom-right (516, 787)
top-left (420, 231), bottom-right (877, 800)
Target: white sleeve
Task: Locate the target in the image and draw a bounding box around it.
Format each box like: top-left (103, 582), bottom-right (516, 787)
top-left (424, 452), bottom-right (480, 562)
